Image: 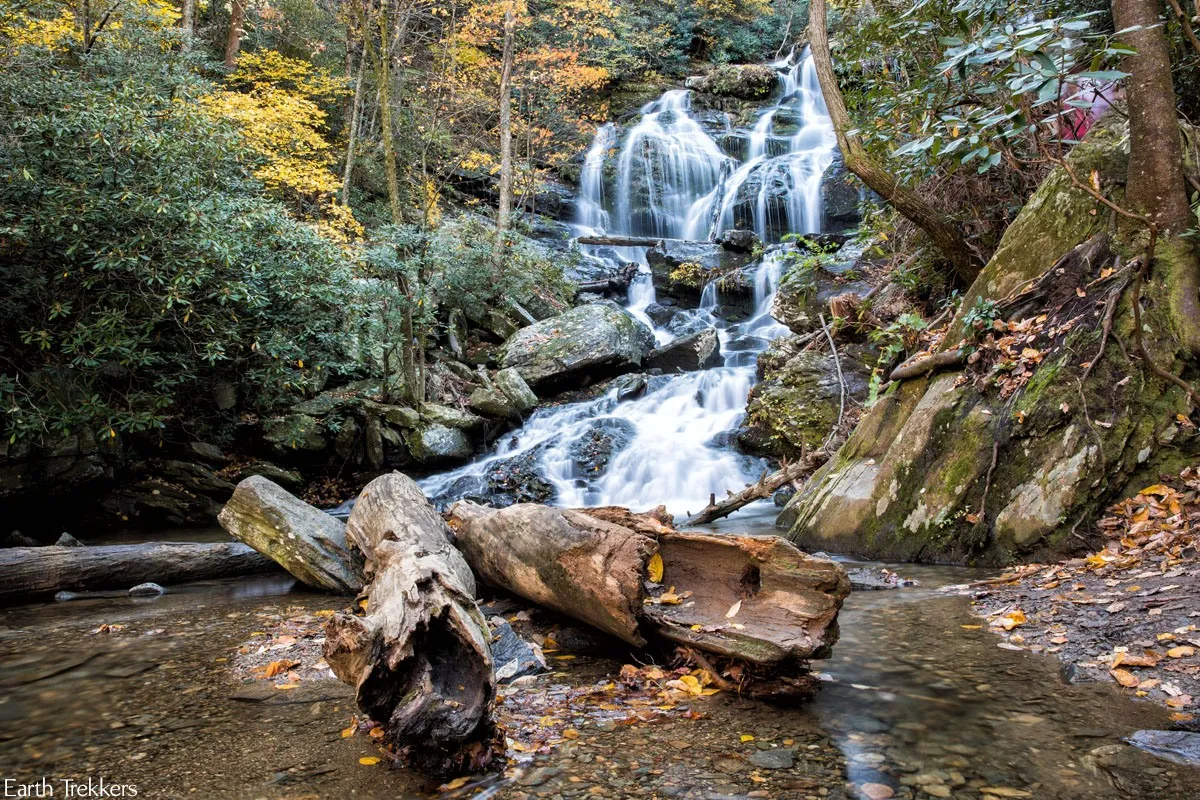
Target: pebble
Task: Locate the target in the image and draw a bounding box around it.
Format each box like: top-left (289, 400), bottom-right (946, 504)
top-left (749, 748), bottom-right (795, 769)
top-left (128, 582), bottom-right (165, 597)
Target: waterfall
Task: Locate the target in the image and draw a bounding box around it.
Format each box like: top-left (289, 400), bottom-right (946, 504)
top-left (420, 49), bottom-right (837, 516)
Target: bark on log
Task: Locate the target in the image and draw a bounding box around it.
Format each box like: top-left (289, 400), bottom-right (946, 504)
top-left (575, 235), bottom-right (667, 247)
top-left (575, 262), bottom-right (640, 294)
top-left (449, 501), bottom-right (655, 645)
top-left (683, 457), bottom-right (822, 526)
top-left (218, 476), bottom-right (363, 593)
top-left (448, 502), bottom-right (849, 666)
top-left (888, 349), bottom-right (964, 382)
top-left (0, 542), bottom-right (276, 603)
top-left (324, 474), bottom-right (497, 774)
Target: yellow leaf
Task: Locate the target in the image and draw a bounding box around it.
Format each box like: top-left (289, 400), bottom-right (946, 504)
top-left (1110, 668), bottom-right (1139, 687)
top-left (341, 725), bottom-right (356, 738)
top-left (960, 625), bottom-right (983, 630)
top-left (997, 610), bottom-right (1026, 630)
top-left (274, 682), bottom-right (300, 690)
top-left (563, 729), bottom-right (579, 739)
top-left (980, 789), bottom-right (1032, 798)
top-left (647, 552), bottom-right (664, 583)
top-left (1167, 646), bottom-right (1196, 658)
top-left (1140, 484), bottom-right (1173, 497)
top-left (740, 734), bottom-right (755, 742)
top-left (359, 757), bottom-right (380, 766)
top-left (439, 777), bottom-right (471, 791)
top-left (726, 600), bottom-right (742, 619)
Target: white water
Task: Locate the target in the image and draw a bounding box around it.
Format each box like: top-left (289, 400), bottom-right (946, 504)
top-left (420, 51), bottom-right (835, 516)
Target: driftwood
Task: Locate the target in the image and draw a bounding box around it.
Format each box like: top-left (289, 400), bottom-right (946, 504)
top-left (449, 501), bottom-right (655, 644)
top-left (684, 456), bottom-right (822, 526)
top-left (575, 234), bottom-right (666, 247)
top-left (218, 476), bottom-right (363, 593)
top-left (888, 348), bottom-right (964, 382)
top-left (0, 542), bottom-right (276, 602)
top-left (575, 261), bottom-right (640, 295)
top-left (323, 474), bottom-right (497, 773)
top-left (448, 502), bottom-right (849, 669)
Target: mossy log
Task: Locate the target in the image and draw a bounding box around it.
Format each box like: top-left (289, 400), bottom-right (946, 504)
top-left (0, 542), bottom-right (276, 603)
top-left (323, 474), bottom-right (497, 774)
top-left (218, 475), bottom-right (363, 593)
top-left (448, 502), bottom-right (849, 667)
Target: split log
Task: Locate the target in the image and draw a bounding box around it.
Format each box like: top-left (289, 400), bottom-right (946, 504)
top-left (449, 501), bottom-right (655, 644)
top-left (684, 455), bottom-right (823, 526)
top-left (448, 502), bottom-right (849, 668)
top-left (575, 234), bottom-right (666, 247)
top-left (218, 476), bottom-right (363, 593)
top-left (0, 542), bottom-right (276, 603)
top-left (324, 474), bottom-right (497, 774)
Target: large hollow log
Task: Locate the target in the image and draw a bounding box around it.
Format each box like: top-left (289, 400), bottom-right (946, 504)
top-left (448, 501), bottom-right (655, 645)
top-left (323, 474), bottom-right (497, 774)
top-left (0, 542), bottom-right (277, 603)
top-left (448, 502), bottom-right (849, 667)
top-left (218, 475), bottom-right (363, 593)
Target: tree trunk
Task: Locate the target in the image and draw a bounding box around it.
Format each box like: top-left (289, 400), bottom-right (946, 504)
top-left (495, 8), bottom-right (516, 252)
top-left (683, 455), bottom-right (823, 526)
top-left (575, 235), bottom-right (666, 247)
top-left (180, 0), bottom-right (195, 50)
top-left (1112, 0), bottom-right (1200, 355)
top-left (218, 476), bottom-right (364, 593)
top-left (324, 474), bottom-right (497, 774)
top-left (341, 47), bottom-right (368, 206)
top-left (448, 503), bottom-right (850, 667)
top-left (807, 0), bottom-right (982, 283)
top-left (0, 542), bottom-right (276, 603)
top-left (377, 0), bottom-right (402, 225)
top-left (224, 0), bottom-right (246, 68)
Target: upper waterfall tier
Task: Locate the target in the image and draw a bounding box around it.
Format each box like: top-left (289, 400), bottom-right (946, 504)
top-left (578, 50), bottom-right (838, 244)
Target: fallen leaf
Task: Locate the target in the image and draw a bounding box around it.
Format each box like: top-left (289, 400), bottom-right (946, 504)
top-left (980, 789), bottom-right (1032, 798)
top-left (438, 777), bottom-right (471, 791)
top-left (341, 725), bottom-right (356, 738)
top-left (960, 625), bottom-right (983, 630)
top-left (726, 600), bottom-right (742, 619)
top-left (563, 729), bottom-right (579, 739)
top-left (647, 552), bottom-right (664, 583)
top-left (1167, 646), bottom-right (1196, 658)
top-left (740, 734), bottom-right (755, 742)
top-left (359, 756), bottom-right (380, 766)
top-left (1111, 669), bottom-right (1139, 688)
top-left (274, 683), bottom-right (300, 690)
top-left (1166, 695), bottom-right (1194, 709)
top-left (860, 783), bottom-right (895, 800)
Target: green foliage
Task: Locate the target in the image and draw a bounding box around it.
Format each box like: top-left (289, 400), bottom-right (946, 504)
top-left (0, 29), bottom-right (362, 443)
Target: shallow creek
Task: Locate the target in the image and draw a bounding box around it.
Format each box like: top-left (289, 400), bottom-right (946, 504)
top-left (1, 520), bottom-right (1196, 799)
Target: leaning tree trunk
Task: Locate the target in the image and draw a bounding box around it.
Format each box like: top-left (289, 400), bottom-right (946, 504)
top-left (224, 0), bottom-right (246, 68)
top-left (1112, 0), bottom-right (1200, 356)
top-left (218, 476), bottom-right (363, 593)
top-left (0, 542), bottom-right (275, 603)
top-left (448, 502), bottom-right (850, 671)
top-left (808, 0), bottom-right (982, 283)
top-left (324, 474), bottom-right (497, 774)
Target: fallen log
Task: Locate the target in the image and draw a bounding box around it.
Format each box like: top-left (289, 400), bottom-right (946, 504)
top-left (449, 501), bottom-right (655, 644)
top-left (324, 474), bottom-right (497, 774)
top-left (575, 234), bottom-right (666, 247)
top-left (575, 262), bottom-right (640, 294)
top-left (448, 502), bottom-right (849, 670)
top-left (684, 455), bottom-right (823, 526)
top-left (218, 475), bottom-right (363, 593)
top-left (888, 348), bottom-right (963, 382)
top-left (0, 542), bottom-right (277, 603)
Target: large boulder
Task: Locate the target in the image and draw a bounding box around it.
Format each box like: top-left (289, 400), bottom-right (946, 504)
top-left (405, 423), bottom-right (474, 464)
top-left (645, 329), bottom-right (723, 372)
top-left (500, 302), bottom-right (655, 391)
top-left (494, 367), bottom-right (538, 412)
top-left (686, 64), bottom-right (778, 100)
top-left (779, 113), bottom-right (1200, 565)
top-left (218, 476), bottom-right (363, 593)
top-left (820, 152), bottom-right (862, 230)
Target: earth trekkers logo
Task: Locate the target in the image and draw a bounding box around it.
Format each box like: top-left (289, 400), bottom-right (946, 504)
top-left (3, 778), bottom-right (139, 797)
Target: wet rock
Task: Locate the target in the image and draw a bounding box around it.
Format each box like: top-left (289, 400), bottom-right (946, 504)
top-left (234, 462), bottom-right (304, 490)
top-left (500, 303), bottom-right (655, 391)
top-left (847, 568), bottom-right (919, 591)
top-left (645, 329), bottom-right (723, 372)
top-left (1127, 731), bottom-right (1200, 766)
top-left (55, 533), bottom-right (84, 547)
top-left (469, 386), bottom-right (518, 420)
top-left (489, 619), bottom-right (547, 682)
top-left (54, 591), bottom-right (79, 602)
top-left (821, 152), bottom-right (863, 230)
top-left (495, 367), bottom-right (539, 413)
top-left (645, 302), bottom-right (681, 327)
top-left (773, 486), bottom-right (797, 507)
top-left (718, 229), bottom-right (761, 254)
top-left (687, 64), bottom-right (778, 100)
top-left (128, 582), bottom-right (165, 597)
top-left (570, 419), bottom-right (637, 476)
top-left (404, 424), bottom-right (474, 464)
top-left (749, 748), bottom-right (795, 769)
top-left (433, 449), bottom-right (555, 510)
top-left (185, 442), bottom-right (228, 464)
top-left (422, 403), bottom-right (485, 432)
top-left (612, 374), bottom-right (648, 401)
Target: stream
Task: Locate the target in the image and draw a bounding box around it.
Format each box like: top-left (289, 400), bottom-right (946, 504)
top-left (2, 51), bottom-right (1198, 799)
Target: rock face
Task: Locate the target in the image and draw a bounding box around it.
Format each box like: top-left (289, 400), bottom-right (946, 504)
top-left (405, 423), bottom-right (474, 464)
top-left (645, 329), bottom-right (723, 373)
top-left (500, 302), bottom-right (655, 390)
top-left (741, 343), bottom-right (870, 458)
top-left (820, 153), bottom-right (862, 230)
top-left (494, 367), bottom-right (538, 412)
top-left (718, 229), bottom-right (761, 254)
top-left (779, 113), bottom-right (1200, 564)
top-left (686, 64), bottom-right (778, 100)
top-left (218, 476), bottom-right (363, 593)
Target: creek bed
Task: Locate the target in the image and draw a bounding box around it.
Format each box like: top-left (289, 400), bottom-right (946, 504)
top-left (1, 547), bottom-right (1197, 799)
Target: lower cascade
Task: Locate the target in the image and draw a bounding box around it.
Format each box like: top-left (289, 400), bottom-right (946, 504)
top-left (421, 49), bottom-right (836, 516)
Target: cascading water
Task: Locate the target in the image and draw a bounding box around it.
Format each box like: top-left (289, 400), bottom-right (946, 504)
top-left (420, 50), bottom-right (837, 516)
